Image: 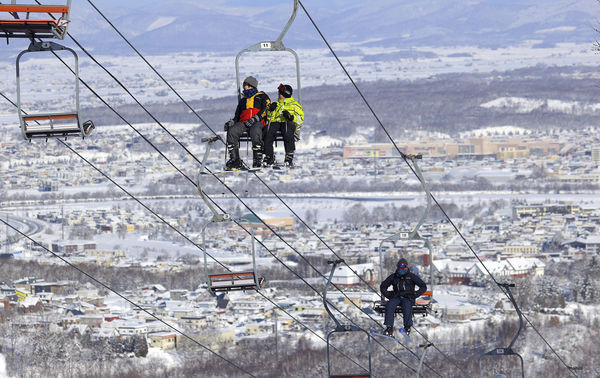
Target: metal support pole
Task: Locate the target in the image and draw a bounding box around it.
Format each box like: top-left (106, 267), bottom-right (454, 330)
top-left (201, 221), bottom-right (211, 286)
top-left (274, 309), bottom-right (278, 360)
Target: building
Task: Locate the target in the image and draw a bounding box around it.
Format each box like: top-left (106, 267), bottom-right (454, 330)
top-left (149, 332), bottom-right (177, 350)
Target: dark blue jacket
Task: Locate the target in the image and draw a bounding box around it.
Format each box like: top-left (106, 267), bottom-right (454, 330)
top-left (380, 271), bottom-right (427, 300)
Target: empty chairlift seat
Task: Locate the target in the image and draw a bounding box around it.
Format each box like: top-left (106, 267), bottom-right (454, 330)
top-left (21, 114), bottom-right (94, 140)
top-left (0, 1), bottom-right (72, 40)
top-left (208, 271), bottom-right (264, 292)
top-left (16, 41), bottom-right (94, 141)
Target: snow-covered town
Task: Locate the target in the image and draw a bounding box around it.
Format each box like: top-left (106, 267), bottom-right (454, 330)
top-left (2, 0), bottom-right (600, 376)
top-left (1, 120), bottom-right (599, 376)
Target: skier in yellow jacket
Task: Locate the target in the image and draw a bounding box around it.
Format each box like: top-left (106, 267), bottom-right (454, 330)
top-left (264, 84), bottom-right (304, 167)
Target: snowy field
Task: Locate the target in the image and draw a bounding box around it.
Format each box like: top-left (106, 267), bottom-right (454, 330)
top-left (0, 40), bottom-right (598, 121)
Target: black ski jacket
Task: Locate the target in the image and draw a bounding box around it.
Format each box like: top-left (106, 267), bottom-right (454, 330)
top-left (380, 271), bottom-right (427, 300)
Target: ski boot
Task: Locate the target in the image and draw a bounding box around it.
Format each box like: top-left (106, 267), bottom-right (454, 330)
top-left (262, 155), bottom-right (275, 167)
top-left (284, 153), bottom-right (294, 168)
top-left (252, 146), bottom-right (263, 169)
top-left (225, 146), bottom-right (243, 170)
top-left (383, 326), bottom-right (394, 337)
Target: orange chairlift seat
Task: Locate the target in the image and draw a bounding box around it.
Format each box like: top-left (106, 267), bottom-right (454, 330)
top-left (0, 1), bottom-right (72, 40)
top-left (16, 40), bottom-right (94, 141)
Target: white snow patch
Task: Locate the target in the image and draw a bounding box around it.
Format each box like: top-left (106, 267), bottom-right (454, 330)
top-left (0, 354), bottom-right (9, 378)
top-left (459, 125), bottom-right (531, 138)
top-left (146, 17), bottom-right (176, 32)
top-left (141, 348), bottom-right (182, 371)
top-left (480, 97), bottom-right (544, 113)
top-left (481, 96), bottom-right (600, 115)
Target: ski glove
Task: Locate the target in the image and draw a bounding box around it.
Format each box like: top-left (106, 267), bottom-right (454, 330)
top-left (294, 127), bottom-right (301, 141)
top-left (244, 115), bottom-right (261, 127)
top-left (224, 119), bottom-right (234, 131)
top-left (282, 110), bottom-right (294, 122)
top-left (268, 102), bottom-right (278, 112)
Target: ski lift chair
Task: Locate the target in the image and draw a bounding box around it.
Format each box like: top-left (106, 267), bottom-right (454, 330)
top-left (0, 0), bottom-right (72, 40)
top-left (234, 0), bottom-right (301, 152)
top-left (324, 260), bottom-right (372, 378)
top-left (373, 290), bottom-right (433, 316)
top-left (198, 137), bottom-right (264, 293)
top-left (375, 154), bottom-right (434, 317)
top-left (16, 41), bottom-right (94, 141)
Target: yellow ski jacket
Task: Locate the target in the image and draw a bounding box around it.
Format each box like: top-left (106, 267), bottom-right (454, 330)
top-left (267, 96), bottom-right (304, 125)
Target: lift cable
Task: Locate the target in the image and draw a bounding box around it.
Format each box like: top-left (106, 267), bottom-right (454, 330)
top-left (85, 0), bottom-right (219, 139)
top-left (0, 91), bottom-right (373, 377)
top-left (0, 217), bottom-right (256, 378)
top-left (298, 1), bottom-right (575, 376)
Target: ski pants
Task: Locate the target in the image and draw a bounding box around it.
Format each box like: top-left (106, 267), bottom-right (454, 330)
top-left (384, 296), bottom-right (414, 330)
top-left (262, 121), bottom-right (296, 158)
top-left (227, 121), bottom-right (263, 149)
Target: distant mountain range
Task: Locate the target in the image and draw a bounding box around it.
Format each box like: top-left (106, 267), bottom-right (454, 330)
top-left (4, 0), bottom-right (597, 55)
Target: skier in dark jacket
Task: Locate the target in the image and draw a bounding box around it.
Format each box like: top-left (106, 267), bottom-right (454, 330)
top-left (223, 76), bottom-right (271, 169)
top-left (380, 258), bottom-right (427, 337)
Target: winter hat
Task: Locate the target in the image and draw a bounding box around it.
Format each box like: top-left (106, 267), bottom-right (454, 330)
top-left (243, 76), bottom-right (258, 88)
top-left (278, 83), bottom-right (293, 98)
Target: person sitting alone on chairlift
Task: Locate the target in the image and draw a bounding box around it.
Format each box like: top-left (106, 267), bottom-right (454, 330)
top-left (264, 84), bottom-right (304, 167)
top-left (223, 76), bottom-right (271, 169)
top-left (380, 258), bottom-right (427, 337)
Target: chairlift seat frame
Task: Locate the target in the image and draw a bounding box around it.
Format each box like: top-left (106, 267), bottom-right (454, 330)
top-left (373, 290), bottom-right (433, 316)
top-left (238, 127), bottom-right (283, 144)
top-left (198, 137), bottom-right (264, 294)
top-left (16, 40), bottom-right (92, 141)
top-left (209, 272), bottom-right (264, 292)
top-left (0, 2), bottom-right (71, 40)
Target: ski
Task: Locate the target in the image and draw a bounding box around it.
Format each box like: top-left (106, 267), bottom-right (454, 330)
top-left (399, 328), bottom-right (412, 343)
top-left (200, 167), bottom-right (260, 175)
top-left (369, 329), bottom-right (401, 344)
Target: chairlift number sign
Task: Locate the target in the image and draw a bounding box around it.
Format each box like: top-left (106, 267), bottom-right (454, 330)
top-left (261, 42), bottom-right (272, 49)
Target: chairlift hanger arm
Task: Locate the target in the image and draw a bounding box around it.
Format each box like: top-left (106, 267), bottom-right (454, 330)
top-left (323, 259), bottom-right (344, 330)
top-left (478, 283), bottom-right (525, 378)
top-left (276, 0), bottom-right (298, 42)
top-left (197, 136), bottom-right (230, 222)
top-left (234, 1), bottom-right (301, 102)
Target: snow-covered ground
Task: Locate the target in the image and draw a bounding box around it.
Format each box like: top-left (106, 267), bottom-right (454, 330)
top-left (0, 40), bottom-right (598, 120)
top-left (0, 354), bottom-right (9, 378)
